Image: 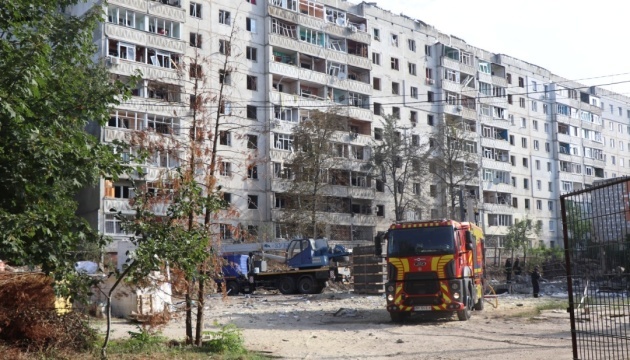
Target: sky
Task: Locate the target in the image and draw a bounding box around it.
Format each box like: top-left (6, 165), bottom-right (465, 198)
top-left (372, 0), bottom-right (630, 98)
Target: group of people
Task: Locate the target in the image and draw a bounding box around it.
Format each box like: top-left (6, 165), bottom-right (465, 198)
top-left (505, 257), bottom-right (544, 298)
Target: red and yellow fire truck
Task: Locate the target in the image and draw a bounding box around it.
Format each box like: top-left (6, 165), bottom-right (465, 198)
top-left (375, 219), bottom-right (485, 322)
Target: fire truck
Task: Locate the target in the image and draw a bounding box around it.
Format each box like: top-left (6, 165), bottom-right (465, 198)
top-left (375, 219), bottom-right (485, 322)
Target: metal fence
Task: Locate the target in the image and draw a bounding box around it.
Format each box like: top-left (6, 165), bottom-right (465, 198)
top-left (561, 177), bottom-right (630, 359)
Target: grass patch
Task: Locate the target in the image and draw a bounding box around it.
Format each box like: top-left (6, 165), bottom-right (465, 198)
top-left (507, 299), bottom-right (568, 318)
top-left (2, 324), bottom-right (273, 359)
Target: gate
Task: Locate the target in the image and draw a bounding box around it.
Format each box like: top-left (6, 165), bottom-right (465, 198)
top-left (561, 177), bottom-right (630, 359)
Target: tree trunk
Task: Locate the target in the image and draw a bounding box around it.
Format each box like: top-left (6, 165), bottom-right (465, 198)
top-left (185, 290), bottom-right (193, 344)
top-left (101, 260), bottom-right (136, 359)
top-left (195, 277), bottom-right (204, 346)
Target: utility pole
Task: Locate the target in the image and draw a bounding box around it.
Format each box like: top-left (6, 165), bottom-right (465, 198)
top-left (459, 187), bottom-right (465, 222)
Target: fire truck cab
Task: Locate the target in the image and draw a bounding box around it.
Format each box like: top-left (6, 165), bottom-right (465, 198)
top-left (375, 219), bottom-right (485, 322)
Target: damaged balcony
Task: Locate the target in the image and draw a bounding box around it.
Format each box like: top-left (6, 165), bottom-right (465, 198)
top-left (491, 63), bottom-right (507, 87)
top-left (107, 39), bottom-right (180, 69)
top-left (271, 17), bottom-right (298, 39)
top-left (482, 191), bottom-right (513, 213)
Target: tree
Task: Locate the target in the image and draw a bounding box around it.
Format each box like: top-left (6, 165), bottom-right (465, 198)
top-left (0, 1), bottom-right (128, 296)
top-left (504, 217), bottom-right (542, 267)
top-left (564, 200), bottom-right (592, 252)
top-left (278, 109), bottom-right (349, 238)
top-left (426, 117), bottom-right (479, 220)
top-left (101, 8), bottom-right (253, 349)
top-left (366, 115), bottom-right (428, 221)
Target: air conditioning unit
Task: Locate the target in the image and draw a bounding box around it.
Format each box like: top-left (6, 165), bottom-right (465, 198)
top-left (110, 57), bottom-right (120, 65)
top-left (425, 78), bottom-right (435, 85)
top-left (349, 25), bottom-right (358, 33)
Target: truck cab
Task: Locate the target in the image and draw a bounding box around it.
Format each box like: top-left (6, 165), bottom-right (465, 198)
top-left (376, 219), bottom-right (485, 322)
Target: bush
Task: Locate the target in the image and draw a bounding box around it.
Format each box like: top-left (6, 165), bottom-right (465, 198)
top-left (0, 273), bottom-right (97, 352)
top-left (203, 323), bottom-right (245, 354)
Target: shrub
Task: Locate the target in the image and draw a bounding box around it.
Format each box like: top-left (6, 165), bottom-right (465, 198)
top-left (203, 323), bottom-right (245, 354)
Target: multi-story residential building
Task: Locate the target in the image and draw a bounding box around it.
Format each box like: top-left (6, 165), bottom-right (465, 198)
top-left (70, 0), bottom-right (630, 252)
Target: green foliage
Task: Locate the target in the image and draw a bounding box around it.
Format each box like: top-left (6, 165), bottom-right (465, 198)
top-left (565, 200), bottom-right (598, 250)
top-left (366, 115), bottom-right (428, 221)
top-left (0, 0), bottom-right (130, 298)
top-left (504, 217), bottom-right (541, 253)
top-left (203, 323), bottom-right (246, 355)
top-left (280, 109), bottom-right (348, 238)
top-left (126, 327), bottom-right (167, 350)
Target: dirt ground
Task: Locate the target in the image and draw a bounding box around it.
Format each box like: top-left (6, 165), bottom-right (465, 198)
top-left (101, 284), bottom-right (575, 360)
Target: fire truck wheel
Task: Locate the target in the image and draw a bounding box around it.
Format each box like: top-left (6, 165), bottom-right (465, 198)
top-left (390, 312), bottom-right (409, 323)
top-left (297, 276), bottom-right (317, 294)
top-left (226, 281), bottom-right (240, 296)
top-left (457, 286), bottom-right (473, 321)
top-left (278, 277), bottom-right (296, 294)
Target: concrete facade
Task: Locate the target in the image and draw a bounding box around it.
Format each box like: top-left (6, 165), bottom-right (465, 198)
top-left (70, 0), bottom-right (630, 251)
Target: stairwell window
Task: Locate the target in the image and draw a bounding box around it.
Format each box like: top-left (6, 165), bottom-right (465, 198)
top-left (408, 39), bottom-right (416, 52)
top-left (219, 10), bottom-right (231, 25)
top-left (410, 87), bottom-right (418, 99)
top-left (392, 82), bottom-right (400, 95)
top-left (220, 224), bottom-right (232, 239)
top-left (390, 57), bottom-right (399, 70)
top-left (246, 75), bottom-right (258, 91)
top-left (189, 32), bottom-right (202, 48)
top-left (248, 165), bottom-right (258, 179)
top-left (408, 63), bottom-right (416, 75)
top-left (220, 162), bottom-right (232, 176)
top-left (190, 2), bottom-right (201, 18)
top-left (219, 39), bottom-right (231, 55)
top-left (246, 17), bottom-right (257, 33)
top-left (219, 131), bottom-right (231, 146)
top-left (372, 52), bottom-right (381, 65)
top-left (246, 46), bottom-right (258, 61)
top-left (373, 28), bottom-right (380, 41)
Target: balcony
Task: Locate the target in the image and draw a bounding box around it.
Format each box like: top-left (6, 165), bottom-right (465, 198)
top-left (269, 34), bottom-right (371, 70)
top-left (443, 104), bottom-right (476, 120)
top-left (479, 114), bottom-right (510, 128)
top-left (481, 158), bottom-right (512, 172)
top-left (481, 182), bottom-right (513, 193)
top-left (104, 23), bottom-right (185, 54)
top-left (477, 72), bottom-right (492, 84)
top-left (269, 91), bottom-right (373, 122)
top-left (103, 198), bottom-right (132, 212)
top-left (481, 137), bottom-right (510, 151)
top-left (559, 172), bottom-right (583, 183)
top-left (327, 212), bottom-right (376, 226)
top-left (491, 75), bottom-right (507, 88)
top-left (441, 79), bottom-right (461, 94)
top-left (269, 61), bottom-right (371, 94)
top-left (108, 0), bottom-right (185, 21)
top-left (271, 209), bottom-right (376, 226)
top-left (483, 203), bottom-right (515, 214)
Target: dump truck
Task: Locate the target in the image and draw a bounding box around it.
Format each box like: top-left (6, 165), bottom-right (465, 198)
top-left (218, 238), bottom-right (350, 295)
top-left (375, 219), bottom-right (486, 322)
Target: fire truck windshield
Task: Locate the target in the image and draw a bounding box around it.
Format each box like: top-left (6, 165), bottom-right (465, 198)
top-left (387, 226), bottom-right (455, 257)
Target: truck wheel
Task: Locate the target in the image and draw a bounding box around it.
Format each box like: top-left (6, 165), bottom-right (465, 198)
top-left (457, 286), bottom-right (473, 321)
top-left (297, 276), bottom-right (317, 294)
top-left (390, 312), bottom-right (409, 323)
top-left (278, 277), bottom-right (296, 295)
top-left (226, 281), bottom-right (240, 296)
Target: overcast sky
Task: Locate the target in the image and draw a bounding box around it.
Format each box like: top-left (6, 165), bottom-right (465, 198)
top-left (373, 0), bottom-right (630, 98)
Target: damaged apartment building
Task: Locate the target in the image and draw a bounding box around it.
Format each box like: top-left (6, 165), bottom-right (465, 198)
top-left (68, 0), bottom-right (630, 252)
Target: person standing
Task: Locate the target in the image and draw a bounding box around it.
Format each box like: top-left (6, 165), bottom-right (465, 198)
top-left (513, 257), bottom-right (522, 277)
top-left (531, 266), bottom-right (542, 298)
top-left (505, 258), bottom-right (513, 283)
